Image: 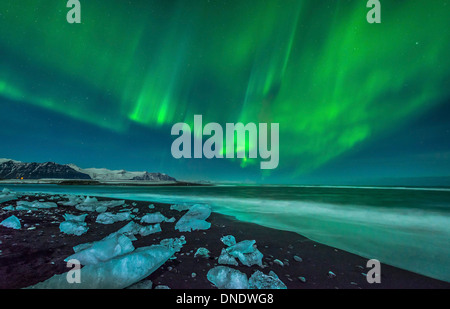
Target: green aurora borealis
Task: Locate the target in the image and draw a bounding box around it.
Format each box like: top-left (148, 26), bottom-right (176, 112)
top-left (0, 0), bottom-right (449, 182)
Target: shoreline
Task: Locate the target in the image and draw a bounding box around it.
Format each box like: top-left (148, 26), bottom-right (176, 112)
top-left (0, 180), bottom-right (210, 187)
top-left (0, 193), bottom-right (449, 289)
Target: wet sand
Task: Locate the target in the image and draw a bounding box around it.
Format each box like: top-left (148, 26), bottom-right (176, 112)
top-left (0, 194), bottom-right (449, 289)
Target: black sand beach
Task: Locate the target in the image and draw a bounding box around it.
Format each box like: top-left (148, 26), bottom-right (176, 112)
top-left (0, 194), bottom-right (449, 289)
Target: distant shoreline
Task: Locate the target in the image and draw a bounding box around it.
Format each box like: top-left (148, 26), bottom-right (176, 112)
top-left (0, 179), bottom-right (211, 187)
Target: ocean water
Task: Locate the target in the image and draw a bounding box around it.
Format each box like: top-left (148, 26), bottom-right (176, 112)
top-left (4, 184), bottom-right (450, 282)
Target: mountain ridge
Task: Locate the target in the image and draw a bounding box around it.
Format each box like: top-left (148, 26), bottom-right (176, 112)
top-left (0, 159), bottom-right (176, 182)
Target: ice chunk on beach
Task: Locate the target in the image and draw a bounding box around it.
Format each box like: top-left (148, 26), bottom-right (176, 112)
top-left (139, 224), bottom-right (162, 236)
top-left (64, 214), bottom-right (88, 222)
top-left (0, 215), bottom-right (21, 229)
top-left (71, 221), bottom-right (142, 253)
top-left (60, 221), bottom-right (89, 236)
top-left (207, 266), bottom-right (248, 289)
top-left (140, 212), bottom-right (167, 224)
top-left (226, 240), bottom-right (263, 267)
top-left (2, 205), bottom-right (15, 211)
top-left (248, 271), bottom-right (287, 289)
top-left (16, 200), bottom-right (57, 211)
top-left (83, 196), bottom-right (98, 204)
top-left (59, 213), bottom-right (88, 236)
top-left (221, 235), bottom-right (236, 247)
top-left (28, 237), bottom-right (186, 289)
top-left (226, 240), bottom-right (256, 254)
top-left (58, 195), bottom-right (84, 207)
top-left (170, 204), bottom-right (191, 212)
top-left (66, 233), bottom-right (135, 265)
top-left (96, 212), bottom-right (132, 224)
top-left (114, 221), bottom-right (142, 238)
top-left (0, 188), bottom-right (17, 204)
top-left (175, 204), bottom-right (211, 232)
top-left (194, 247), bottom-right (210, 258)
top-left (218, 248), bottom-right (239, 266)
top-left (159, 235), bottom-right (186, 252)
top-left (75, 197), bottom-right (126, 212)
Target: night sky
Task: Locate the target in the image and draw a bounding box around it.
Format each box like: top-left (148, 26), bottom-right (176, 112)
top-left (0, 0), bottom-right (449, 184)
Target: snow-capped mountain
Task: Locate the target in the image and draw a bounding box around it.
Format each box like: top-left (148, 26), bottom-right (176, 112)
top-left (0, 159), bottom-right (91, 180)
top-left (0, 159), bottom-right (176, 182)
top-left (67, 164), bottom-right (176, 182)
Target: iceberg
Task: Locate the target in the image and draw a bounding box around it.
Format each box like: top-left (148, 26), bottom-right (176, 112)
top-left (175, 204), bottom-right (212, 232)
top-left (0, 215), bottom-right (21, 229)
top-left (96, 212), bottom-right (132, 224)
top-left (28, 237), bottom-right (186, 289)
top-left (248, 271), bottom-right (287, 289)
top-left (207, 266), bottom-right (248, 289)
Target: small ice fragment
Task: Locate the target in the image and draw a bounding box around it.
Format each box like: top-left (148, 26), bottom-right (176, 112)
top-left (139, 224), bottom-right (162, 236)
top-left (226, 240), bottom-right (256, 255)
top-left (63, 214), bottom-right (88, 222)
top-left (140, 212), bottom-right (167, 224)
top-left (248, 271), bottom-right (287, 289)
top-left (293, 255), bottom-right (303, 262)
top-left (95, 206), bottom-right (108, 213)
top-left (83, 196), bottom-right (98, 204)
top-left (59, 221), bottom-right (88, 236)
top-left (16, 201), bottom-right (57, 211)
top-left (194, 247), bottom-right (210, 259)
top-left (273, 259), bottom-right (284, 267)
top-left (218, 248), bottom-right (238, 266)
top-left (220, 235), bottom-right (236, 247)
top-left (0, 188), bottom-right (17, 204)
top-left (207, 266), bottom-right (248, 289)
top-left (225, 240), bottom-right (263, 267)
top-left (175, 204), bottom-right (211, 232)
top-left (170, 204), bottom-right (191, 212)
top-left (96, 212), bottom-right (132, 224)
top-left (0, 215), bottom-right (21, 229)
